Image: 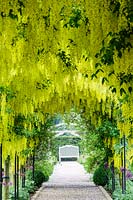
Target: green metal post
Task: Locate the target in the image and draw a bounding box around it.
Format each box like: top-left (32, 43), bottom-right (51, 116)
top-left (22, 166), bottom-right (25, 188)
top-left (33, 149), bottom-right (35, 181)
top-left (17, 156), bottom-right (19, 199)
top-left (14, 154), bottom-right (17, 200)
top-left (123, 134), bottom-right (126, 193)
top-left (0, 144), bottom-right (2, 200)
top-left (111, 161), bottom-right (115, 192)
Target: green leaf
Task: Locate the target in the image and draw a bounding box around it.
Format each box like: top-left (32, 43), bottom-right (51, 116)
top-left (85, 57), bottom-right (88, 61)
top-left (120, 88), bottom-right (126, 96)
top-left (0, 86), bottom-right (5, 94)
top-left (95, 69), bottom-right (104, 75)
top-left (107, 31), bottom-right (113, 37)
top-left (108, 70), bottom-right (114, 76)
top-left (102, 77), bottom-right (109, 85)
top-left (128, 87), bottom-right (132, 93)
top-left (8, 9), bottom-right (18, 20)
top-left (91, 73), bottom-right (97, 80)
top-left (95, 63), bottom-right (102, 68)
top-left (112, 87), bottom-right (116, 93)
top-left (95, 53), bottom-right (100, 58)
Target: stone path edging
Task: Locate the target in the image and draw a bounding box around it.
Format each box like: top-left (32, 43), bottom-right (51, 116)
top-left (99, 186), bottom-right (112, 200)
top-left (31, 184), bottom-right (113, 200)
top-left (31, 162), bottom-right (113, 200)
top-left (30, 185), bottom-right (44, 200)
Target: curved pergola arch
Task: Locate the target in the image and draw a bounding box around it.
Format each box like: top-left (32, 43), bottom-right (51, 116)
top-left (0, 0), bottom-right (132, 198)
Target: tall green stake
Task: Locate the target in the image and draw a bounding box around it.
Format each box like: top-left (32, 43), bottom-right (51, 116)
top-left (17, 156), bottom-right (19, 199)
top-left (14, 154), bottom-right (17, 200)
top-left (3, 156), bottom-right (10, 200)
top-left (123, 134), bottom-right (126, 193)
top-left (122, 135), bottom-right (126, 194)
top-left (0, 144), bottom-right (2, 200)
top-left (33, 149), bottom-right (35, 181)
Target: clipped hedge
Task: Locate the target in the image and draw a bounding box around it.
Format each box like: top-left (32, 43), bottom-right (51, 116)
top-left (26, 169), bottom-right (46, 187)
top-left (93, 165), bottom-right (108, 186)
top-left (33, 170), bottom-right (46, 187)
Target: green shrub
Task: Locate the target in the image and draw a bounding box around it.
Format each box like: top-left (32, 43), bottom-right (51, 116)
top-left (26, 170), bottom-right (46, 187)
top-left (9, 187), bottom-right (30, 200)
top-left (35, 160), bottom-right (54, 179)
top-left (34, 170), bottom-right (46, 187)
top-left (85, 156), bottom-right (98, 172)
top-left (113, 180), bottom-right (133, 200)
top-left (25, 179), bottom-right (35, 193)
top-left (18, 188), bottom-right (30, 200)
top-left (93, 165), bottom-right (108, 186)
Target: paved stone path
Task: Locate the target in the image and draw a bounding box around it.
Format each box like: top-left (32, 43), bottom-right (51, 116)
top-left (31, 162), bottom-right (112, 200)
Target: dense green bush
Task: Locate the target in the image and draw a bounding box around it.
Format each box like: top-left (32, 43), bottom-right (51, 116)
top-left (93, 165), bottom-right (109, 186)
top-left (113, 180), bottom-right (133, 200)
top-left (26, 170), bottom-right (46, 187)
top-left (35, 160), bottom-right (54, 180)
top-left (34, 170), bottom-right (46, 187)
top-left (25, 179), bottom-right (35, 193)
top-left (9, 179), bottom-right (35, 200)
top-left (9, 187), bottom-right (30, 200)
top-left (84, 156), bottom-right (99, 172)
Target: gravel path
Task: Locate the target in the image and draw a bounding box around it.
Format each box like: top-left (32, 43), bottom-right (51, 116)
top-left (31, 162), bottom-right (112, 200)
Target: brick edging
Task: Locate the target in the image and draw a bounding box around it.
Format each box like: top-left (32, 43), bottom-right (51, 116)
top-left (99, 186), bottom-right (113, 200)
